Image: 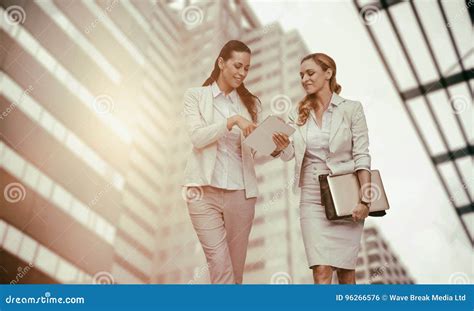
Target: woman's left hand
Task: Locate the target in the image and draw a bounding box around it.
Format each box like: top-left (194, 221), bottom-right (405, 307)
top-left (272, 132), bottom-right (290, 152)
top-left (352, 203), bottom-right (369, 222)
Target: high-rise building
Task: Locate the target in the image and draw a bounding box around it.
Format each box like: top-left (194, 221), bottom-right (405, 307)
top-left (355, 223), bottom-right (415, 284)
top-left (353, 0), bottom-right (473, 246)
top-left (0, 0), bottom-right (185, 284)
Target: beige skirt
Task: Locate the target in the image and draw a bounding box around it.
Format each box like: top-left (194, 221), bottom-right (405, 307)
top-left (299, 161), bottom-right (364, 270)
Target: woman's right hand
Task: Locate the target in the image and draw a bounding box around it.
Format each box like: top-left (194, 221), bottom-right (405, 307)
top-left (231, 115), bottom-right (257, 137)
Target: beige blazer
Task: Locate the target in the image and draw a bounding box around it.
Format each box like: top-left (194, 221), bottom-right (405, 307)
top-left (182, 86), bottom-right (258, 199)
top-left (280, 93), bottom-right (371, 192)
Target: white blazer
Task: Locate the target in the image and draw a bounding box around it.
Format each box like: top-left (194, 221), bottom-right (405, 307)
top-left (280, 93), bottom-right (371, 192)
top-left (182, 86), bottom-right (259, 199)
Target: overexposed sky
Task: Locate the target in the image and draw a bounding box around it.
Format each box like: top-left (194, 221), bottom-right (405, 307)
top-left (248, 0), bottom-right (473, 284)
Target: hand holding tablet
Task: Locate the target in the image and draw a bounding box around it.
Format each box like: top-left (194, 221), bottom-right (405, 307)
top-left (243, 115), bottom-right (295, 156)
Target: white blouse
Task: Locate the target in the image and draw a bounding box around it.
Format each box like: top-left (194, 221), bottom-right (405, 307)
top-left (209, 82), bottom-right (245, 190)
top-left (304, 102), bottom-right (336, 163)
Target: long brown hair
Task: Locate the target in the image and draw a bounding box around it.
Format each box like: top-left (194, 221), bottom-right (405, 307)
top-left (202, 40), bottom-right (261, 123)
top-left (297, 53), bottom-right (342, 126)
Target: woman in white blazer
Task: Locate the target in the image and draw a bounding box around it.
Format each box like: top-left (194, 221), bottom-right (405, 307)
top-left (272, 53), bottom-right (372, 284)
top-left (182, 40), bottom-right (280, 284)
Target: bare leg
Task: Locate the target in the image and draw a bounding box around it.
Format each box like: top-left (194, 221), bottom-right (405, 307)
top-left (336, 268), bottom-right (356, 284)
top-left (312, 265), bottom-right (333, 284)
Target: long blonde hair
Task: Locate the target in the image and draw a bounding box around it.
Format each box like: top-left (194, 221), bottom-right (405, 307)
top-left (297, 53), bottom-right (341, 126)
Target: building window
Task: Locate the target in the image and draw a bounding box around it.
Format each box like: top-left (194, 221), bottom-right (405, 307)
top-left (365, 241), bottom-right (378, 250)
top-left (355, 271), bottom-right (366, 279)
top-left (248, 237), bottom-right (264, 248)
top-left (253, 216), bottom-right (264, 225)
top-left (246, 36), bottom-right (262, 46)
top-left (364, 228), bottom-right (377, 236)
top-left (368, 254), bottom-right (381, 264)
top-left (244, 260), bottom-right (264, 272)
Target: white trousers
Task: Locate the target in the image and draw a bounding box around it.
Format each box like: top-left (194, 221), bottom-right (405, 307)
top-left (186, 186), bottom-right (256, 284)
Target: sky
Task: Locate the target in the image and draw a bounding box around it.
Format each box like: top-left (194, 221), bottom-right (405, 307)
top-left (247, 0), bottom-right (473, 284)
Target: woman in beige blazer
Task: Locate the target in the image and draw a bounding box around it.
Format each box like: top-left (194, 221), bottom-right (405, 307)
top-left (272, 53), bottom-right (372, 284)
top-left (182, 40), bottom-right (280, 284)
